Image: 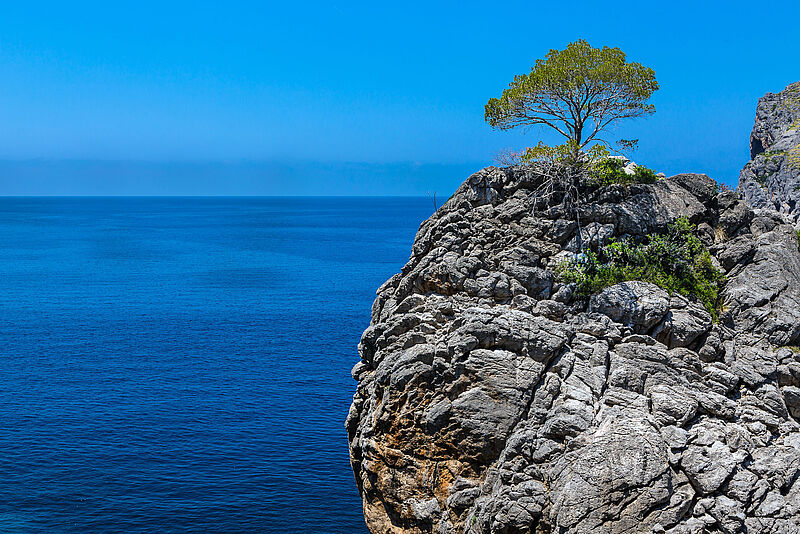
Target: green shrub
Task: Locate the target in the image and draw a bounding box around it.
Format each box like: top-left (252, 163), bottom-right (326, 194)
top-left (590, 156), bottom-right (658, 186)
top-left (632, 165), bottom-right (658, 184)
top-left (558, 217), bottom-right (726, 319)
top-left (591, 157), bottom-right (627, 185)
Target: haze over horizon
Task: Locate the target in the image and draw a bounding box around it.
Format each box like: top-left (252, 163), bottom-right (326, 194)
top-left (1, 0), bottom-right (798, 195)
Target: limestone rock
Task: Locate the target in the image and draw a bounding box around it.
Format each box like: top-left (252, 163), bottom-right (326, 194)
top-left (738, 82), bottom-right (800, 222)
top-left (589, 281), bottom-right (669, 333)
top-left (348, 163), bottom-right (800, 533)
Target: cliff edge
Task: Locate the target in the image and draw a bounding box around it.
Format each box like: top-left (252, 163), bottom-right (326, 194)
top-left (739, 82), bottom-right (800, 220)
top-left (347, 161), bottom-right (800, 533)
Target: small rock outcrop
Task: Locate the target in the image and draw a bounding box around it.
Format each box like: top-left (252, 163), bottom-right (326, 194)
top-left (347, 164), bottom-right (800, 533)
top-left (738, 82), bottom-right (800, 221)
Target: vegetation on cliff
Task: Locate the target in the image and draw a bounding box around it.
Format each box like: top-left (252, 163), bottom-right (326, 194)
top-left (484, 41), bottom-right (731, 317)
top-left (739, 81), bottom-right (800, 219)
top-left (558, 217), bottom-right (726, 319)
top-left (587, 149), bottom-right (658, 186)
top-left (349, 164), bottom-right (800, 533)
top-left (485, 39), bottom-right (658, 159)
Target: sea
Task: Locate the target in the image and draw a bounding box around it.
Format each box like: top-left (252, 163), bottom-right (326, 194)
top-left (0, 197), bottom-right (434, 533)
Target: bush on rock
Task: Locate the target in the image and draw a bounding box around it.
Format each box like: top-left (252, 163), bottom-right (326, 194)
top-left (558, 217), bottom-right (726, 319)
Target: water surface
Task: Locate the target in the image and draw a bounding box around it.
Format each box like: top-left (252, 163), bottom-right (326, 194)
top-left (0, 197), bottom-right (431, 533)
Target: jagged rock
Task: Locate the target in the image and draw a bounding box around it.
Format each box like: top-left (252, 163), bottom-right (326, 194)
top-left (738, 82), bottom-right (800, 222)
top-left (681, 439), bottom-right (740, 495)
top-left (656, 295), bottom-right (712, 349)
top-left (723, 223), bottom-right (800, 346)
top-left (670, 173), bottom-right (719, 204)
top-left (348, 164), bottom-right (800, 533)
top-left (589, 281), bottom-right (669, 332)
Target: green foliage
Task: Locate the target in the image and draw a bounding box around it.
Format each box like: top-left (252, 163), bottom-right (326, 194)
top-left (494, 141), bottom-right (579, 167)
top-left (519, 141), bottom-right (579, 165)
top-left (585, 143), bottom-right (611, 161)
top-left (633, 165), bottom-right (658, 184)
top-left (795, 228), bottom-right (800, 253)
top-left (758, 147), bottom-right (799, 173)
top-left (589, 155), bottom-right (658, 186)
top-left (590, 157), bottom-right (626, 184)
top-left (558, 217), bottom-right (726, 319)
top-left (762, 150), bottom-right (788, 160)
top-left (496, 142), bottom-right (660, 188)
top-left (485, 40), bottom-right (658, 153)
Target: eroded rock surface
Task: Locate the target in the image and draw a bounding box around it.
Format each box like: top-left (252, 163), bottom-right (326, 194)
top-left (738, 82), bottom-right (800, 221)
top-left (347, 166), bottom-right (800, 533)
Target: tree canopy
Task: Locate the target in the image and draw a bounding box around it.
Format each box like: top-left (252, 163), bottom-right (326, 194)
top-left (485, 40), bottom-right (658, 156)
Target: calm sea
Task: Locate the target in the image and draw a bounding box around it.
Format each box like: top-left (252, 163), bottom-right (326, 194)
top-left (0, 197), bottom-right (432, 533)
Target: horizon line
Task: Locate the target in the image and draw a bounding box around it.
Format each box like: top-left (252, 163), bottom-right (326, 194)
top-left (0, 194), bottom-right (436, 198)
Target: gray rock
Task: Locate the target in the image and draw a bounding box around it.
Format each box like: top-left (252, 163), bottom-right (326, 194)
top-left (713, 234), bottom-right (755, 271)
top-left (724, 224), bottom-right (800, 346)
top-left (669, 173), bottom-right (719, 204)
top-left (549, 414), bottom-right (672, 533)
top-left (657, 295), bottom-right (713, 349)
top-left (349, 160), bottom-right (800, 533)
top-left (681, 440), bottom-right (738, 495)
top-left (589, 281), bottom-right (669, 332)
top-left (782, 386), bottom-right (800, 419)
top-left (651, 384), bottom-right (698, 426)
top-left (738, 82), bottom-right (800, 222)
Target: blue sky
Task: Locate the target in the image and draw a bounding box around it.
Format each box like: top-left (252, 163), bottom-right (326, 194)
top-left (0, 0), bottom-right (798, 195)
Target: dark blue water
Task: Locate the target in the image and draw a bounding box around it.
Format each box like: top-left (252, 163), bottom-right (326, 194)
top-left (0, 197), bottom-right (431, 533)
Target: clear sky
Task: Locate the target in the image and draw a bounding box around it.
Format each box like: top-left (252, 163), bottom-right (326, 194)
top-left (0, 0), bottom-right (798, 195)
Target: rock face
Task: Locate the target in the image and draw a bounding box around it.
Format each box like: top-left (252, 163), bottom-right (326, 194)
top-left (347, 165), bottom-right (800, 533)
top-left (738, 82), bottom-right (800, 221)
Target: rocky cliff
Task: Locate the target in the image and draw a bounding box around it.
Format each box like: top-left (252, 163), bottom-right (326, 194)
top-left (739, 82), bottom-right (800, 220)
top-left (348, 87), bottom-right (800, 533)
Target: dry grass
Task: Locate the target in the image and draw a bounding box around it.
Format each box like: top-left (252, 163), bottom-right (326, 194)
top-left (714, 226), bottom-right (728, 244)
